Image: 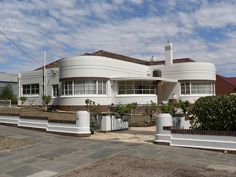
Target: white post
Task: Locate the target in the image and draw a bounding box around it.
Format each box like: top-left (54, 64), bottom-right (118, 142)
top-left (17, 74), bottom-right (21, 106)
top-left (43, 51), bottom-right (47, 96)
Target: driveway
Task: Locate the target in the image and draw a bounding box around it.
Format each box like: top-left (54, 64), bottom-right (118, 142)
top-left (0, 125), bottom-right (236, 177)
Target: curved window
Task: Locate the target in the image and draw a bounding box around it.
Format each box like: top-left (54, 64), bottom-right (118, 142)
top-left (118, 81), bottom-right (155, 95)
top-left (61, 80), bottom-right (106, 95)
top-left (181, 82), bottom-right (215, 95)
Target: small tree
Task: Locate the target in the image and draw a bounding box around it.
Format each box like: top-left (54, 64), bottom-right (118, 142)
top-left (114, 102), bottom-right (137, 124)
top-left (42, 95), bottom-right (51, 111)
top-left (145, 101), bottom-right (158, 125)
top-left (19, 96), bottom-right (27, 105)
top-left (85, 99), bottom-right (102, 115)
top-left (85, 99), bottom-right (102, 130)
top-left (0, 84), bottom-right (17, 104)
top-left (174, 100), bottom-right (191, 117)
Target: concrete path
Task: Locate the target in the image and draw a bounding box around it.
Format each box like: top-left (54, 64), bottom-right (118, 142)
top-left (0, 125), bottom-right (236, 177)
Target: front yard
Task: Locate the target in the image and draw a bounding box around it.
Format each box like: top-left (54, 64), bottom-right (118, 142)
top-left (60, 155), bottom-right (236, 177)
top-left (0, 136), bottom-right (35, 151)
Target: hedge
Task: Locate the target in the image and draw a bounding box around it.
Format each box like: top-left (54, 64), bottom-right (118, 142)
top-left (191, 95), bottom-right (236, 131)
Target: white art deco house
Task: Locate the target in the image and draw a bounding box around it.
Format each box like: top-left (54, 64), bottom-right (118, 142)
top-left (19, 42), bottom-right (216, 111)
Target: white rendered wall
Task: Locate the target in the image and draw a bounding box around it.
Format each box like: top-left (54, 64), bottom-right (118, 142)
top-left (101, 115), bottom-right (129, 131)
top-left (150, 62), bottom-right (216, 103)
top-left (155, 113), bottom-right (173, 143)
top-left (20, 68), bottom-right (59, 106)
top-left (0, 113), bottom-right (91, 135)
top-left (171, 133), bottom-right (236, 151)
top-left (59, 95), bottom-right (112, 106)
top-left (114, 95), bottom-right (157, 105)
top-left (60, 56), bottom-right (149, 79)
top-left (160, 62), bottom-right (216, 81)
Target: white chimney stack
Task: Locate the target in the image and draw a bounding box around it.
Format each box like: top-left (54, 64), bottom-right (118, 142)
top-left (165, 41), bottom-right (173, 66)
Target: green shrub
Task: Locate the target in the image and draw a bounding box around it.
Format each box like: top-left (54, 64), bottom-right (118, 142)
top-left (114, 102), bottom-right (137, 118)
top-left (191, 95), bottom-right (236, 131)
top-left (19, 96), bottom-right (27, 105)
top-left (42, 95), bottom-right (52, 111)
top-left (0, 84), bottom-right (17, 104)
top-left (85, 99), bottom-right (102, 116)
top-left (159, 104), bottom-right (173, 114)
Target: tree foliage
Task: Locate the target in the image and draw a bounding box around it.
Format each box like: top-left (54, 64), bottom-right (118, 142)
top-left (144, 101), bottom-right (158, 125)
top-left (42, 95), bottom-right (51, 111)
top-left (0, 84), bottom-right (17, 104)
top-left (19, 96), bottom-right (27, 105)
top-left (190, 95), bottom-right (236, 131)
top-left (85, 99), bottom-right (102, 116)
top-left (114, 102), bottom-right (137, 118)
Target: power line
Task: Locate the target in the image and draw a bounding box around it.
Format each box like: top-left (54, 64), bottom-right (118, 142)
top-left (0, 30), bottom-right (42, 66)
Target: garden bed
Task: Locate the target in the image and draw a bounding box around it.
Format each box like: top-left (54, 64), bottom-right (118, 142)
top-left (0, 107), bottom-right (154, 127)
top-left (0, 107), bottom-right (75, 122)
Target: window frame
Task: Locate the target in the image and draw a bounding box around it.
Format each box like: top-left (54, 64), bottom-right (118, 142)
top-left (118, 81), bottom-right (155, 95)
top-left (22, 84), bottom-right (40, 95)
top-left (180, 81), bottom-right (215, 95)
top-left (61, 80), bottom-right (107, 96)
top-left (52, 84), bottom-right (59, 97)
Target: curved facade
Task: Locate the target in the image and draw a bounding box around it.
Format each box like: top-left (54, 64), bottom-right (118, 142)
top-left (58, 56), bottom-right (157, 108)
top-left (160, 62), bottom-right (216, 81)
top-left (60, 56), bottom-right (149, 80)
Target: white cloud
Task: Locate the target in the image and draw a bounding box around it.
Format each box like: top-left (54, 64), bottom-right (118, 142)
top-left (194, 2), bottom-right (236, 28)
top-left (0, 0), bottom-right (236, 76)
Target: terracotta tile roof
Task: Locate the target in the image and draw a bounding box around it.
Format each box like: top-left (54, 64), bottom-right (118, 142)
top-left (217, 74), bottom-right (236, 87)
top-left (34, 59), bottom-right (62, 71)
top-left (35, 50), bottom-right (195, 70)
top-left (225, 77), bottom-right (236, 87)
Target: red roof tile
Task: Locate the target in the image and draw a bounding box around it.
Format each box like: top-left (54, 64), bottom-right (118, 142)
top-left (225, 77), bottom-right (236, 87)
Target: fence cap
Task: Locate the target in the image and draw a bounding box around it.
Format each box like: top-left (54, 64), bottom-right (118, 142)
top-left (76, 111), bottom-right (90, 118)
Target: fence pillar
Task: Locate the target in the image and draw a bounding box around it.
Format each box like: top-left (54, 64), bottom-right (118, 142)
top-left (76, 111), bottom-right (90, 134)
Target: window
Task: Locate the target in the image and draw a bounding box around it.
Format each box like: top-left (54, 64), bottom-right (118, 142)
top-left (118, 81), bottom-right (155, 94)
top-left (74, 81), bottom-right (85, 95)
top-left (62, 81), bottom-right (72, 95)
top-left (98, 81), bottom-right (106, 94)
top-left (180, 82), bottom-right (215, 95)
top-left (52, 85), bottom-right (59, 97)
top-left (85, 80), bottom-right (96, 94)
top-left (181, 83), bottom-right (190, 95)
top-left (23, 84), bottom-right (39, 95)
top-left (61, 80), bottom-right (107, 95)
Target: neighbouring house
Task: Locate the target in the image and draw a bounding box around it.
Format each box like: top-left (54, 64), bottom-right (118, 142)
top-left (19, 42), bottom-right (216, 110)
top-left (0, 72), bottom-right (18, 97)
top-left (216, 74), bottom-right (236, 95)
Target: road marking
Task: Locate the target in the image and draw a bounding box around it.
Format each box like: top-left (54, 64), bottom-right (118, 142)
top-left (26, 170), bottom-right (58, 177)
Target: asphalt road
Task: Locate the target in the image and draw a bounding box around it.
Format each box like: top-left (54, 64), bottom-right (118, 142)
top-left (0, 125), bottom-right (235, 177)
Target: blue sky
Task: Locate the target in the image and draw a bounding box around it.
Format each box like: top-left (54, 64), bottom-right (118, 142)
top-left (0, 0), bottom-right (236, 76)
